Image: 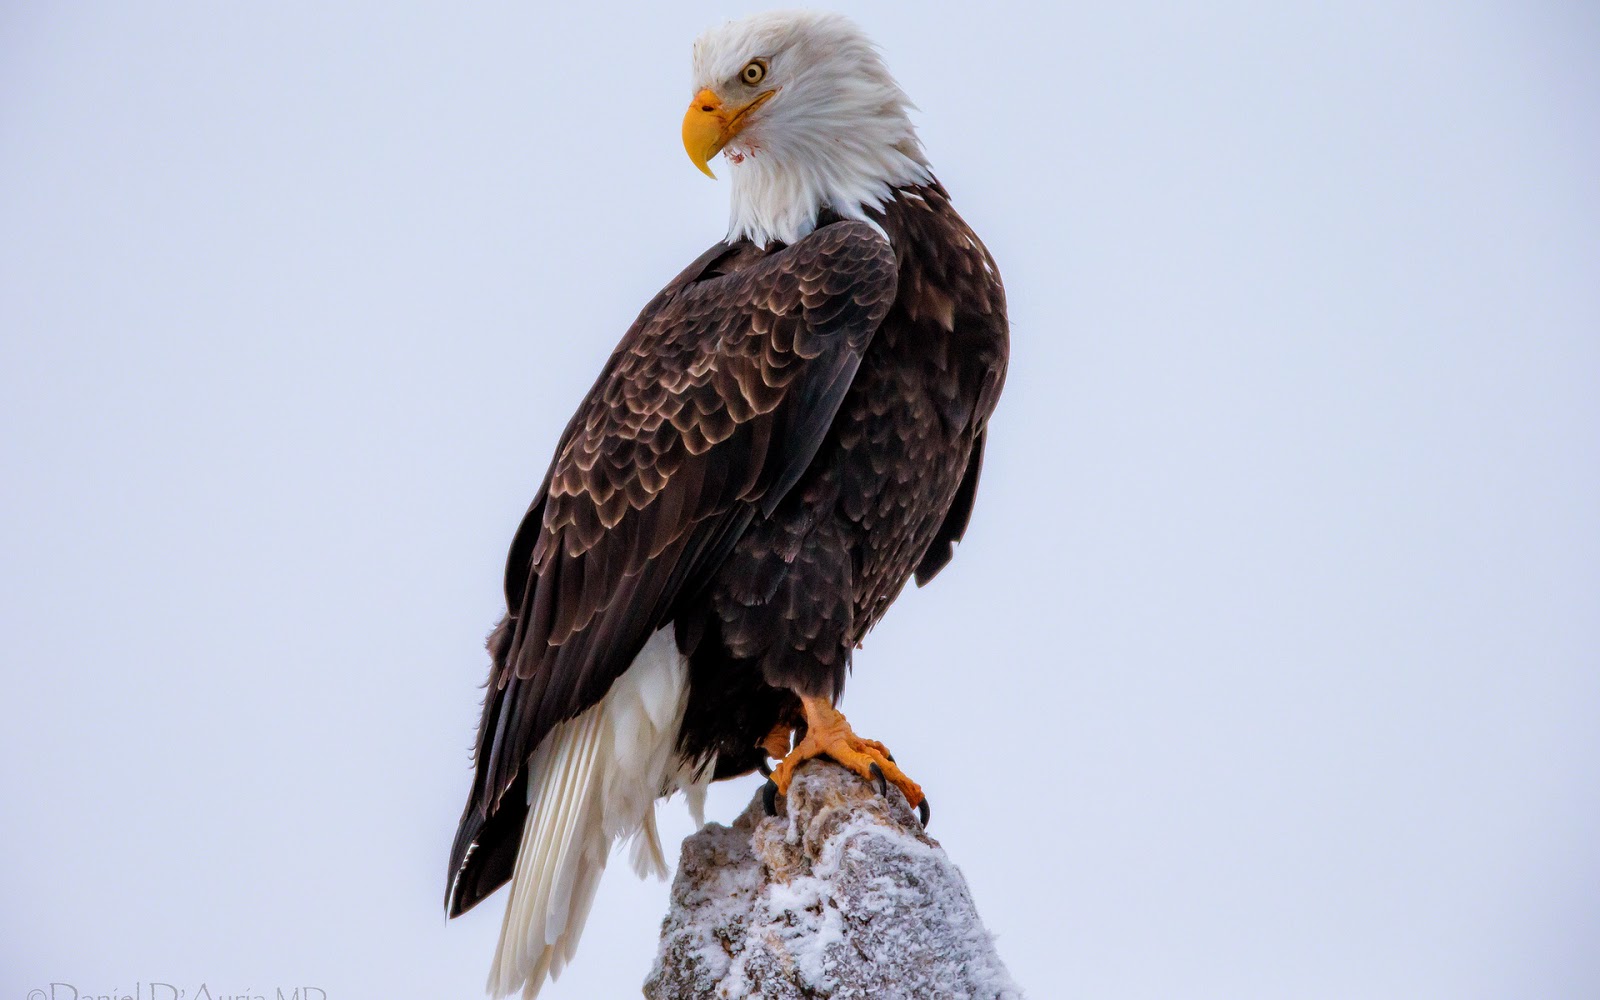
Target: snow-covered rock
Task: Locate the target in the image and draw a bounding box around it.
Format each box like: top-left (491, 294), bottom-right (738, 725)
top-left (645, 759), bottom-right (1022, 1000)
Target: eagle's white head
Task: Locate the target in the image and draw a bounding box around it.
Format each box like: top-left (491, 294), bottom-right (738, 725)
top-left (684, 10), bottom-right (930, 247)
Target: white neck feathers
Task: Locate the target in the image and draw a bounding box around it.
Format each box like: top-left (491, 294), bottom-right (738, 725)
top-left (725, 131), bottom-right (929, 247)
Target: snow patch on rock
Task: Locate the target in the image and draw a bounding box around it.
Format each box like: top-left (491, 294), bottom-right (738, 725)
top-left (645, 760), bottom-right (1023, 1000)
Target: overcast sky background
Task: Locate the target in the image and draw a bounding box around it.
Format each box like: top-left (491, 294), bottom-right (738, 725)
top-left (2, 3), bottom-right (1597, 998)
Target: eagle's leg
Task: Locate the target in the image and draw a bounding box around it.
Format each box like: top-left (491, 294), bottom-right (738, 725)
top-left (763, 695), bottom-right (928, 825)
top-left (755, 721), bottom-right (793, 776)
top-left (759, 721), bottom-right (793, 759)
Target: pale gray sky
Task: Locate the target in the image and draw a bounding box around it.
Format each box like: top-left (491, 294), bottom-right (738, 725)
top-left (2, 3), bottom-right (1597, 998)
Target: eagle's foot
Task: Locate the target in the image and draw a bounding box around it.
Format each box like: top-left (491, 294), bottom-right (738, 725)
top-left (761, 696), bottom-right (927, 825)
top-left (755, 719), bottom-right (796, 777)
top-left (759, 721), bottom-right (794, 760)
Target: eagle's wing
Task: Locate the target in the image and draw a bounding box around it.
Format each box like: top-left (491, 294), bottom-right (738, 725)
top-left (914, 430), bottom-right (986, 586)
top-left (447, 221), bottom-right (898, 915)
top-left (910, 202), bottom-right (1008, 587)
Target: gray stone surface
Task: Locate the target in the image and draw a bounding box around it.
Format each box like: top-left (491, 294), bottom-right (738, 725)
top-left (645, 760), bottom-right (1023, 1000)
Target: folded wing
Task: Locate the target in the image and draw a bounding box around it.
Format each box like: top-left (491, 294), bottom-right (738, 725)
top-left (448, 221), bottom-right (899, 916)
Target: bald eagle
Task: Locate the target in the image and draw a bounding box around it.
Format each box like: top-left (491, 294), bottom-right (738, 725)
top-left (447, 11), bottom-right (1008, 996)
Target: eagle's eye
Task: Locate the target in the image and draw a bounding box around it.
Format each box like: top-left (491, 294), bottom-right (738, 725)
top-left (740, 59), bottom-right (768, 86)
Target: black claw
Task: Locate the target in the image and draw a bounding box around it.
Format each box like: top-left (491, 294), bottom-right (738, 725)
top-left (918, 797), bottom-right (931, 827)
top-left (762, 779), bottom-right (780, 816)
top-left (756, 757), bottom-right (772, 777)
top-left (868, 762), bottom-right (889, 797)
top-left (886, 752), bottom-right (895, 763)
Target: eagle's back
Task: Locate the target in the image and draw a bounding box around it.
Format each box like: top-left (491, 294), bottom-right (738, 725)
top-left (674, 181), bottom-right (1009, 773)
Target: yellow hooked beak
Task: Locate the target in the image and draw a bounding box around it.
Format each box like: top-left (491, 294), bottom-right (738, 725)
top-left (682, 87), bottom-right (776, 178)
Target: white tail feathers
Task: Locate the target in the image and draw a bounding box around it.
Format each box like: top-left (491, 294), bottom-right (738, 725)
top-left (486, 628), bottom-right (711, 999)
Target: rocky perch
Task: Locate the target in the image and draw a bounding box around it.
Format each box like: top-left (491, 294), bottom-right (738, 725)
top-left (645, 760), bottom-right (1022, 1000)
